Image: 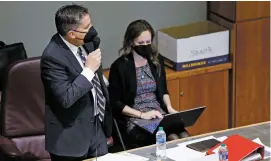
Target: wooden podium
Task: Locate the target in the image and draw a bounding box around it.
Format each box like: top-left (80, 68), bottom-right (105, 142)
top-left (208, 1), bottom-right (270, 127)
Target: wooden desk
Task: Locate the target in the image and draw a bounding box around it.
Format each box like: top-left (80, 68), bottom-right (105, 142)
top-left (86, 121), bottom-right (270, 161)
top-left (104, 63), bottom-right (232, 136)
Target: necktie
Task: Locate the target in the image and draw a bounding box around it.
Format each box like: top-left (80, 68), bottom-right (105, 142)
top-left (78, 48), bottom-right (105, 121)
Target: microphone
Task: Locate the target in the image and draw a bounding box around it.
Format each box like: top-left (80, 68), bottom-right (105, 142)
top-left (84, 36), bottom-right (102, 72)
top-left (92, 36), bottom-right (100, 50)
top-left (84, 36), bottom-right (100, 53)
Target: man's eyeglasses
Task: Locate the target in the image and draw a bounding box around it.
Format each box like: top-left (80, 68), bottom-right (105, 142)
top-left (73, 30), bottom-right (87, 34)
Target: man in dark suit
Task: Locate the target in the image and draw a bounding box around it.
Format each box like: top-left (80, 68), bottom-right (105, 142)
top-left (40, 4), bottom-right (112, 161)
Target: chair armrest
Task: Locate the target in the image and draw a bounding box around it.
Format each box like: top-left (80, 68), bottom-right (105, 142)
top-left (0, 135), bottom-right (22, 157)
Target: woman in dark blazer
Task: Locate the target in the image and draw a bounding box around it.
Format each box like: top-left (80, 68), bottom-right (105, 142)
top-left (109, 19), bottom-right (189, 146)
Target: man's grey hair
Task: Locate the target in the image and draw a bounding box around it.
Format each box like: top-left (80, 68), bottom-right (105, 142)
top-left (55, 4), bottom-right (88, 36)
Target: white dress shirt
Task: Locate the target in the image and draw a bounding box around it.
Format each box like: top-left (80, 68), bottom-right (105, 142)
top-left (60, 35), bottom-right (108, 116)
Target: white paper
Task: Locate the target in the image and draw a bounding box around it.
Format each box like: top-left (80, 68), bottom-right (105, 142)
top-left (166, 146), bottom-right (205, 161)
top-left (169, 135), bottom-right (227, 161)
top-left (252, 138), bottom-right (271, 159)
top-left (96, 153), bottom-right (149, 161)
top-left (242, 153), bottom-right (262, 161)
top-left (121, 152), bottom-right (149, 161)
top-left (216, 136), bottom-right (228, 142)
top-left (188, 154), bottom-right (219, 161)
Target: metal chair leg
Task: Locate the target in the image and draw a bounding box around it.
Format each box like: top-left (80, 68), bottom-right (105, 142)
top-left (113, 119), bottom-right (126, 151)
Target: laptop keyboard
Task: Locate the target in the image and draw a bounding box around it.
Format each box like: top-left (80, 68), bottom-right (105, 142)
top-left (142, 122), bottom-right (160, 133)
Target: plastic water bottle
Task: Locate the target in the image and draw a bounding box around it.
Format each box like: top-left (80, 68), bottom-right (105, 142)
top-left (156, 127), bottom-right (167, 159)
top-left (218, 143), bottom-right (228, 161)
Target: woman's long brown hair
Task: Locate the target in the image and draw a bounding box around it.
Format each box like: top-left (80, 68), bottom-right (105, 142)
top-left (119, 19), bottom-right (160, 73)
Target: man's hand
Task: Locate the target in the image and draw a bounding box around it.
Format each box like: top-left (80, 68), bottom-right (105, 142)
top-left (85, 48), bottom-right (101, 72)
top-left (141, 110), bottom-right (163, 120)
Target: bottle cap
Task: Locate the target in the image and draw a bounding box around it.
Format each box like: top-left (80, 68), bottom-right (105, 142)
top-left (221, 143), bottom-right (226, 147)
top-left (159, 127), bottom-right (163, 130)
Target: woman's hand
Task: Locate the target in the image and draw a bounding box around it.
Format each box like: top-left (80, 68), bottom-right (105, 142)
top-left (167, 106), bottom-right (178, 114)
top-left (141, 110), bottom-right (163, 120)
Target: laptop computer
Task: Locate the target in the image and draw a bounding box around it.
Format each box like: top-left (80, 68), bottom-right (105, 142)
top-left (133, 106), bottom-right (206, 134)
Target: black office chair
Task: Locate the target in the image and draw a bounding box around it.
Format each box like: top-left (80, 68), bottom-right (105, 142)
top-left (112, 117), bottom-right (149, 150)
top-left (0, 41), bottom-right (5, 48)
top-left (0, 42), bottom-right (27, 91)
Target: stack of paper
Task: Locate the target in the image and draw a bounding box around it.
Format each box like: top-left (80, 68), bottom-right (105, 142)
top-left (166, 145), bottom-right (205, 161)
top-left (252, 138), bottom-right (271, 159)
top-left (242, 153), bottom-right (262, 161)
top-left (97, 136), bottom-right (270, 161)
top-left (189, 154), bottom-right (219, 161)
top-left (97, 152), bottom-right (149, 161)
top-left (167, 136), bottom-right (225, 161)
top-left (168, 135), bottom-right (271, 161)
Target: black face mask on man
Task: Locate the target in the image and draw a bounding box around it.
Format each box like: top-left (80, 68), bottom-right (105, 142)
top-left (74, 26), bottom-right (98, 41)
top-left (133, 44), bottom-right (153, 60)
top-left (79, 26), bottom-right (100, 51)
top-left (83, 26), bottom-right (98, 43)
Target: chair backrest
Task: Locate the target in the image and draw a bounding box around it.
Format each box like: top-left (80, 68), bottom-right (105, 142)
top-left (0, 57), bottom-right (45, 138)
top-left (0, 42), bottom-right (27, 91)
top-left (0, 41), bottom-right (5, 48)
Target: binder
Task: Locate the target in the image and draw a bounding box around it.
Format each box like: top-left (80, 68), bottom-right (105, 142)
top-left (206, 134), bottom-right (265, 161)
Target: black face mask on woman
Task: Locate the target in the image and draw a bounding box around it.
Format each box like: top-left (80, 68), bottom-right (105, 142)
top-left (133, 44), bottom-right (153, 60)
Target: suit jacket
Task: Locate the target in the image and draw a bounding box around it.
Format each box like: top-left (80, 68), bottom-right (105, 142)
top-left (108, 53), bottom-right (169, 118)
top-left (40, 34), bottom-right (112, 157)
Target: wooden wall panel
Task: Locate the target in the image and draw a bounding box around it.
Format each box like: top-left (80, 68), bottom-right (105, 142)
top-left (208, 1), bottom-right (236, 22)
top-left (235, 18), bottom-right (270, 126)
top-left (236, 1), bottom-right (270, 21)
top-left (208, 13), bottom-right (237, 127)
top-left (208, 1), bottom-right (270, 22)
